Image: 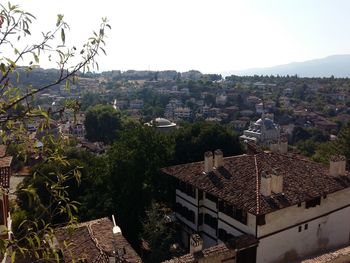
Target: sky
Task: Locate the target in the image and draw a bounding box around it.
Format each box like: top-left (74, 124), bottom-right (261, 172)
top-left (5, 0), bottom-right (350, 73)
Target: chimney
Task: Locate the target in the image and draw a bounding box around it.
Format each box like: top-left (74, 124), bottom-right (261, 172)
top-left (279, 135), bottom-right (288, 154)
top-left (260, 171), bottom-right (271, 196)
top-left (270, 137), bottom-right (288, 154)
top-left (204, 151), bottom-right (213, 173)
top-left (329, 155), bottom-right (346, 176)
top-left (214, 149), bottom-right (223, 168)
top-left (190, 234), bottom-right (203, 254)
top-left (271, 169), bottom-right (283, 193)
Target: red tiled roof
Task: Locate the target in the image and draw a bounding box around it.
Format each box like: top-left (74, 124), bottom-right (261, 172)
top-left (162, 152), bottom-right (350, 215)
top-left (0, 145), bottom-right (6, 157)
top-left (0, 156), bottom-right (12, 168)
top-left (162, 235), bottom-right (258, 263)
top-left (55, 217), bottom-right (142, 263)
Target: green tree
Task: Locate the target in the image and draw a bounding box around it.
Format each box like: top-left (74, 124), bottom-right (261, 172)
top-left (79, 125), bottom-right (173, 248)
top-left (141, 202), bottom-right (176, 263)
top-left (172, 122), bottom-right (243, 164)
top-left (0, 2), bottom-right (110, 261)
top-left (84, 104), bottom-right (122, 143)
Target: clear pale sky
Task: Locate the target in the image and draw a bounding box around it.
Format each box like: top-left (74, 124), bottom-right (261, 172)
top-left (8, 0), bottom-right (350, 73)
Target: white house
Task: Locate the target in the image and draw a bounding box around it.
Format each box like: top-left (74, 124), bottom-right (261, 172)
top-left (162, 149), bottom-right (350, 263)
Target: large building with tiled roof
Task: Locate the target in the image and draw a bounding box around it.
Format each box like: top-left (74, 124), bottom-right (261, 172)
top-left (54, 217), bottom-right (142, 263)
top-left (162, 148), bottom-right (350, 263)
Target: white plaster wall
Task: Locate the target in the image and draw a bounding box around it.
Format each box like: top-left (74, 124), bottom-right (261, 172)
top-left (258, 187), bottom-right (350, 237)
top-left (257, 202), bottom-right (350, 263)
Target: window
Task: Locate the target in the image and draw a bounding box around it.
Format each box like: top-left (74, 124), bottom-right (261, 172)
top-left (257, 215), bottom-right (266, 226)
top-left (218, 228), bottom-right (235, 242)
top-left (218, 201), bottom-right (234, 218)
top-left (304, 224), bottom-right (308, 230)
top-left (198, 213), bottom-right (203, 226)
top-left (206, 193), bottom-right (218, 203)
top-left (177, 180), bottom-right (196, 198)
top-left (175, 202), bottom-right (195, 223)
top-left (198, 190), bottom-right (203, 200)
top-left (298, 226), bottom-right (302, 232)
top-left (218, 200), bottom-right (247, 225)
top-left (204, 213), bottom-right (218, 229)
top-left (235, 209), bottom-right (247, 225)
top-left (305, 197), bottom-right (321, 208)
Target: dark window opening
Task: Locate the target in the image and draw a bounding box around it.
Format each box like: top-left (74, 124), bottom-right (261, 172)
top-left (198, 190), bottom-right (203, 200)
top-left (218, 200), bottom-right (247, 225)
top-left (218, 228), bottom-right (235, 242)
top-left (257, 215), bottom-right (266, 226)
top-left (204, 213), bottom-right (218, 229)
top-left (305, 197), bottom-right (321, 208)
top-left (175, 202), bottom-right (195, 223)
top-left (177, 180), bottom-right (196, 198)
top-left (304, 224), bottom-right (308, 230)
top-left (206, 193), bottom-right (218, 203)
top-left (198, 213), bottom-right (203, 226)
top-left (298, 226), bottom-right (302, 232)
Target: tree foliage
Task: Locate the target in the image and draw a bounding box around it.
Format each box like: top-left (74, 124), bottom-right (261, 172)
top-left (84, 104), bottom-right (122, 143)
top-left (141, 202), bottom-right (176, 263)
top-left (0, 2), bottom-right (110, 261)
top-left (172, 122), bottom-right (243, 164)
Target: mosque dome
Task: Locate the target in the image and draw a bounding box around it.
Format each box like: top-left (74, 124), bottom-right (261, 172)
top-left (255, 118), bottom-right (276, 130)
top-left (146, 118), bottom-right (176, 128)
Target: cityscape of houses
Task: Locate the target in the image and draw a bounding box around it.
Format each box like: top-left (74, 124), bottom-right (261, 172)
top-left (1, 68), bottom-right (350, 263)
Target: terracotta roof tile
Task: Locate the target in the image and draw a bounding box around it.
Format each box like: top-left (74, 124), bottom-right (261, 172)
top-left (55, 217), bottom-right (142, 263)
top-left (162, 235), bottom-right (258, 263)
top-left (162, 152), bottom-right (350, 215)
top-left (0, 156), bottom-right (12, 168)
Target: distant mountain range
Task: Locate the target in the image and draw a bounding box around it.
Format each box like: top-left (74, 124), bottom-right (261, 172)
top-left (223, 54), bottom-right (350, 78)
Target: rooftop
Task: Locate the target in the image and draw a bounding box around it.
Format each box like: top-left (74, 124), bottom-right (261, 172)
top-left (55, 217), bottom-right (142, 263)
top-left (162, 235), bottom-right (258, 263)
top-left (162, 152), bottom-right (350, 215)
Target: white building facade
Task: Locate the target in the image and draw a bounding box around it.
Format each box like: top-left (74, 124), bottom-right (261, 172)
top-left (163, 151), bottom-right (350, 263)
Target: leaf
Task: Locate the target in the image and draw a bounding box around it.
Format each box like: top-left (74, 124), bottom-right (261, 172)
top-left (65, 80), bottom-right (70, 91)
top-left (11, 251), bottom-right (16, 263)
top-left (100, 47), bottom-right (106, 55)
top-left (61, 28), bottom-right (65, 45)
top-left (0, 63), bottom-right (6, 74)
top-left (33, 53), bottom-right (39, 64)
top-left (23, 29), bottom-right (31, 35)
top-left (56, 14), bottom-right (63, 27)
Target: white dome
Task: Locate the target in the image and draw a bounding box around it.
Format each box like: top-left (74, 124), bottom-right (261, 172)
top-left (145, 118), bottom-right (176, 128)
top-left (255, 118), bottom-right (275, 129)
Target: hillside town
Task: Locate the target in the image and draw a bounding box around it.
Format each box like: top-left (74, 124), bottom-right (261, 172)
top-left (2, 1), bottom-right (350, 262)
top-left (0, 67), bottom-right (349, 262)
